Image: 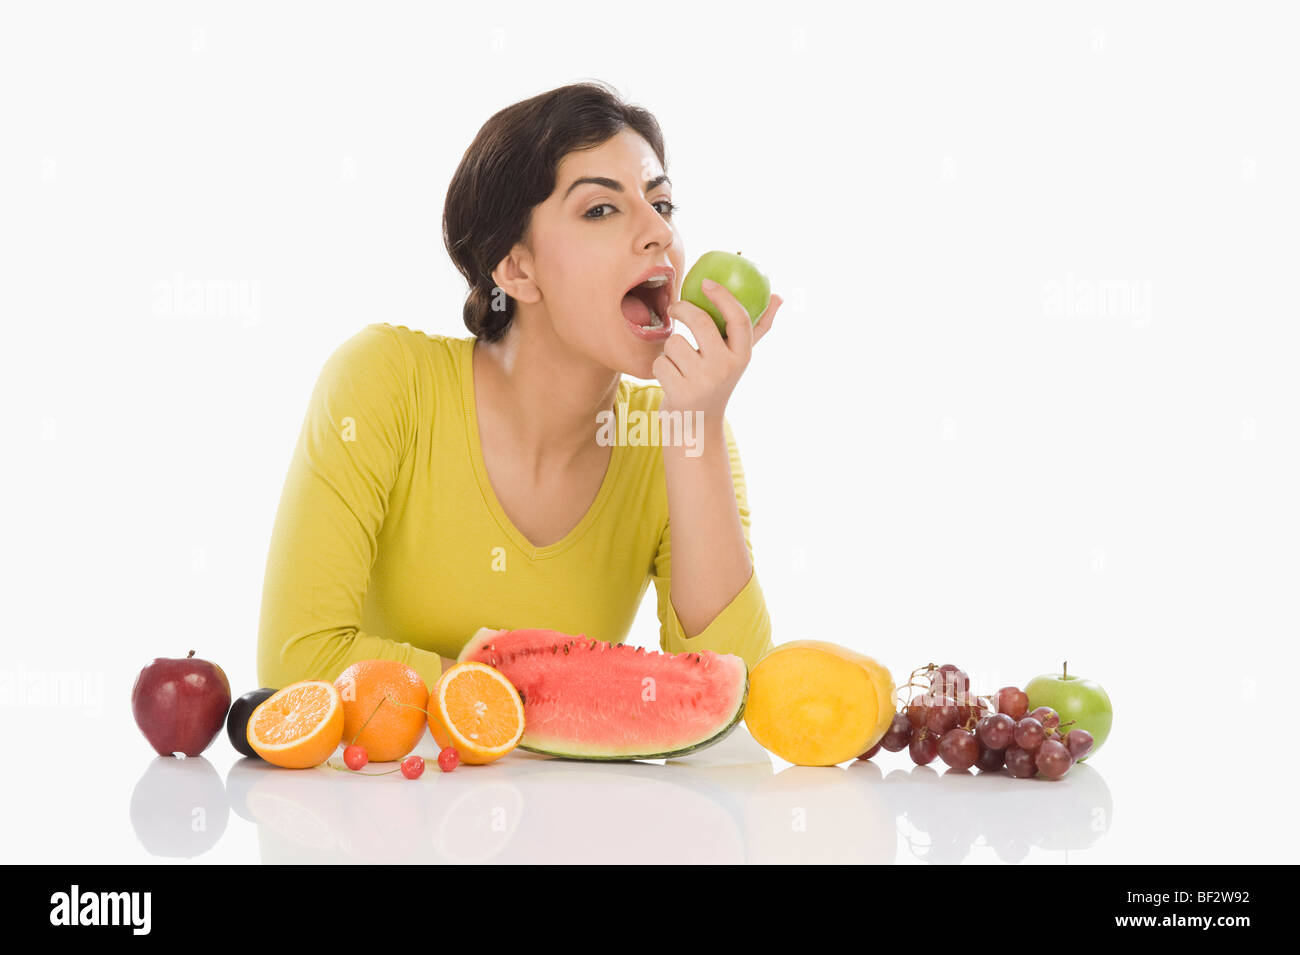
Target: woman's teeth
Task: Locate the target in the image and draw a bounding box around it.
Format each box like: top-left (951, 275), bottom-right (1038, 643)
top-left (646, 307), bottom-right (664, 328)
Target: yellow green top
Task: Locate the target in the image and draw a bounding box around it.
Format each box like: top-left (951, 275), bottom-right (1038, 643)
top-left (256, 323), bottom-right (773, 691)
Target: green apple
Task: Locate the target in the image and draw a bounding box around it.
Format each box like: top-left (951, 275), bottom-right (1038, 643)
top-left (1024, 663), bottom-right (1113, 759)
top-left (681, 250), bottom-right (771, 338)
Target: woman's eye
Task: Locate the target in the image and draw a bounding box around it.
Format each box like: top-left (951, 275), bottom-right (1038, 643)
top-left (585, 201), bottom-right (678, 220)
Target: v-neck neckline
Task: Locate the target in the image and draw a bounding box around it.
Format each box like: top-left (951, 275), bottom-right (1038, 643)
top-left (460, 337), bottom-right (628, 561)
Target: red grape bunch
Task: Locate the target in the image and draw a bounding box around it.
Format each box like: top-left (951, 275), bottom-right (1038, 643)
top-left (861, 662), bottom-right (1094, 780)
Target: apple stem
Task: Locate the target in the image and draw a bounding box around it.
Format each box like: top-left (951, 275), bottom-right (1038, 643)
top-left (187, 650), bottom-right (195, 659)
top-left (1063, 661), bottom-right (1068, 679)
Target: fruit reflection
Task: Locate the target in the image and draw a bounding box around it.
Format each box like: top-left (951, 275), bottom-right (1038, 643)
top-left (129, 756), bottom-right (229, 858)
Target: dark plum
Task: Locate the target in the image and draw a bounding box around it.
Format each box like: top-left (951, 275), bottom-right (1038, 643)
top-left (226, 687), bottom-right (277, 759)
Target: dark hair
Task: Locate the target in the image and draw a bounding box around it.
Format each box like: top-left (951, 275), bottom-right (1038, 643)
top-left (442, 80), bottom-right (666, 343)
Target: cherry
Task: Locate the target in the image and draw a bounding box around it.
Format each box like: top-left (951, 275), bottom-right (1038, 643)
top-left (438, 746), bottom-right (460, 772)
top-left (344, 745), bottom-right (369, 770)
top-left (400, 755), bottom-right (425, 779)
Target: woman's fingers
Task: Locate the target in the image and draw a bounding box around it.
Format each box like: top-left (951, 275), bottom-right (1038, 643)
top-left (752, 294), bottom-right (782, 347)
top-left (701, 280), bottom-right (755, 361)
top-left (653, 351), bottom-right (686, 389)
top-left (666, 296), bottom-right (722, 360)
top-left (663, 329), bottom-right (703, 371)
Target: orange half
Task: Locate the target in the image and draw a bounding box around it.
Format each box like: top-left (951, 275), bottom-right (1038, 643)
top-left (426, 662), bottom-right (524, 765)
top-left (247, 680), bottom-right (344, 769)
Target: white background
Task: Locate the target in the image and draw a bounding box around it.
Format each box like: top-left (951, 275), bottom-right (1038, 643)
top-left (2, 1), bottom-right (1296, 864)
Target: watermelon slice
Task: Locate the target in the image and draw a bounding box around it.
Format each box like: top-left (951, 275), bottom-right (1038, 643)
top-left (459, 627), bottom-right (748, 761)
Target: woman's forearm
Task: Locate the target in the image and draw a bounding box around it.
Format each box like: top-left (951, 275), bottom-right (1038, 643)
top-left (661, 417), bottom-right (752, 637)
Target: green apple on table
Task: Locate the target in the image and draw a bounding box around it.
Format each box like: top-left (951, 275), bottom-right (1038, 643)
top-left (681, 250), bottom-right (771, 338)
top-left (1025, 662), bottom-right (1113, 759)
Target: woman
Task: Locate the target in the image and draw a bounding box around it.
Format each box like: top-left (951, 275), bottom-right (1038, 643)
top-left (257, 81), bottom-right (782, 692)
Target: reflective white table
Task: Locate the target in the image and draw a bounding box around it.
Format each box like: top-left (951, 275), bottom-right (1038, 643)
top-left (15, 690), bottom-right (1291, 864)
top-left (110, 723), bottom-right (1122, 864)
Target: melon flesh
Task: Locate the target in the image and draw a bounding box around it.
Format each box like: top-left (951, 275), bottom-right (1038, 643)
top-left (744, 641), bottom-right (895, 766)
top-left (459, 628), bottom-right (748, 760)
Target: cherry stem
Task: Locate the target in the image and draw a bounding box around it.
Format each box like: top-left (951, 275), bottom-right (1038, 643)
top-left (349, 697), bottom-right (387, 747)
top-left (385, 698), bottom-right (432, 713)
top-left (348, 694), bottom-right (433, 747)
top-left (326, 761), bottom-right (403, 777)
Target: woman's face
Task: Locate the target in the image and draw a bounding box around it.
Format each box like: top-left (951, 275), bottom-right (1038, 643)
top-left (506, 128), bottom-right (686, 380)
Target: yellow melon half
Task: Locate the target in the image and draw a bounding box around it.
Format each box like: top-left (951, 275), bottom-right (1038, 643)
top-left (744, 640), bottom-right (896, 766)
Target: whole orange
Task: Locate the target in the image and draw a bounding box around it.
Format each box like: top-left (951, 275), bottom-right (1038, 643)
top-left (334, 660), bottom-right (429, 762)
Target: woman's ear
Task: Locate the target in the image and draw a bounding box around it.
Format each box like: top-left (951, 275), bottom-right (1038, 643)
top-left (492, 247), bottom-right (542, 306)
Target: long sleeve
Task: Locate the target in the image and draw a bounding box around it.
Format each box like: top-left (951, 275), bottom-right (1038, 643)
top-left (257, 323), bottom-right (444, 691)
top-left (651, 417), bottom-right (774, 671)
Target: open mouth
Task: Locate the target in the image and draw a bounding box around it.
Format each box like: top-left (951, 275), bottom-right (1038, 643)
top-left (620, 276), bottom-right (672, 331)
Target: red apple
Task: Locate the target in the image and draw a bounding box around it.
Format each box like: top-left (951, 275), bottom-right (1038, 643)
top-left (131, 650), bottom-right (231, 756)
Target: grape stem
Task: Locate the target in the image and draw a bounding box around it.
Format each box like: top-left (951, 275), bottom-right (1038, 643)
top-left (893, 663), bottom-right (940, 710)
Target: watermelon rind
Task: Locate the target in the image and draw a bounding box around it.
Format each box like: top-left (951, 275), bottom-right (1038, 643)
top-left (458, 626), bottom-right (512, 663)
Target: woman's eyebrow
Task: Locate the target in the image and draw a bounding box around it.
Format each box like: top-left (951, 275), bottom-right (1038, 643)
top-left (564, 174), bottom-right (672, 199)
